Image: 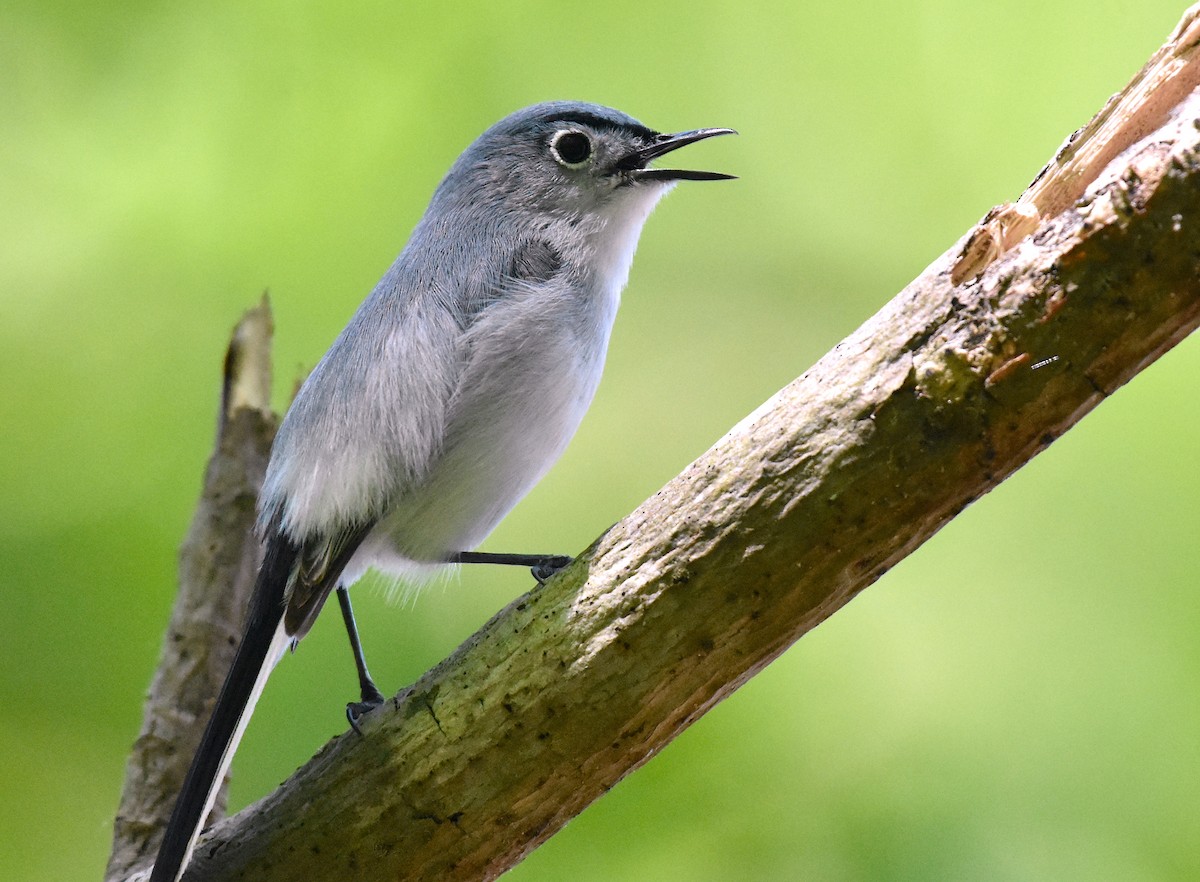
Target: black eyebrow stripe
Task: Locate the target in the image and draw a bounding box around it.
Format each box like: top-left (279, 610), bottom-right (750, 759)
top-left (538, 110), bottom-right (657, 140)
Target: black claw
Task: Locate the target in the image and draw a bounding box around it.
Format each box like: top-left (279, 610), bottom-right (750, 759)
top-left (346, 691), bottom-right (385, 736)
top-left (531, 555), bottom-right (573, 584)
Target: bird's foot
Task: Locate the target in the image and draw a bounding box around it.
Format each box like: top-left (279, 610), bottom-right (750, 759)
top-left (346, 682), bottom-right (387, 735)
top-left (531, 555), bottom-right (573, 584)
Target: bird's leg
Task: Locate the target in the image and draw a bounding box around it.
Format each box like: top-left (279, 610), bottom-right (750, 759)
top-left (445, 551), bottom-right (574, 584)
top-left (337, 586), bottom-right (386, 733)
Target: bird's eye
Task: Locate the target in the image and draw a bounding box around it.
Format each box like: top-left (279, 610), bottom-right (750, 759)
top-left (550, 130), bottom-right (592, 167)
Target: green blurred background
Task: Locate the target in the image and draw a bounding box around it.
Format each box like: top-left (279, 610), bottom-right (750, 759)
top-left (3, 1), bottom-right (1198, 879)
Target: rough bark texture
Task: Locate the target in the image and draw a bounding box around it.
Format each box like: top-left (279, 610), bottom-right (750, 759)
top-left (165, 85), bottom-right (1200, 882)
top-left (106, 301), bottom-right (277, 882)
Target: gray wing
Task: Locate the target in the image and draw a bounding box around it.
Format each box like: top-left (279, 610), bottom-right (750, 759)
top-left (282, 520), bottom-right (376, 639)
top-left (257, 274), bottom-right (466, 545)
top-left (260, 235), bottom-right (569, 573)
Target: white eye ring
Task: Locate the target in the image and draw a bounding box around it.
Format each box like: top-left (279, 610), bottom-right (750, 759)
top-left (549, 129), bottom-right (593, 167)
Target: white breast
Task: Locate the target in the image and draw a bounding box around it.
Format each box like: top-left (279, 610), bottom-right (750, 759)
top-left (347, 182), bottom-right (672, 581)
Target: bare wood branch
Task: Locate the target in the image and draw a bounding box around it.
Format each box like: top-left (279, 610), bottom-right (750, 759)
top-left (106, 299), bottom-right (277, 882)
top-left (951, 1), bottom-right (1200, 282)
top-left (166, 74), bottom-right (1200, 882)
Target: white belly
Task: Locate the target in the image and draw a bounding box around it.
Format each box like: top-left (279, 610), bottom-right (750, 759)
top-left (348, 273), bottom-right (618, 579)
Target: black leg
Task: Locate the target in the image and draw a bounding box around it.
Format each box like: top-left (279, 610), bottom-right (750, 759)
top-left (337, 586), bottom-right (386, 733)
top-left (445, 551), bottom-right (573, 584)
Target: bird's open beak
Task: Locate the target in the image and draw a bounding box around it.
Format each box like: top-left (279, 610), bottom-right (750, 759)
top-left (618, 127), bottom-right (738, 181)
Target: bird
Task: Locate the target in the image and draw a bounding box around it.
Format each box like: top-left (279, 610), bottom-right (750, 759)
top-left (149, 100), bottom-right (734, 882)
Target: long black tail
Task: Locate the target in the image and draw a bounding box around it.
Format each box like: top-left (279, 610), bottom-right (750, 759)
top-left (149, 533), bottom-right (299, 882)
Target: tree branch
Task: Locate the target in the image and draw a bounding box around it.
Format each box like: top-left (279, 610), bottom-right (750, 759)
top-left (106, 299), bottom-right (277, 882)
top-left (951, 3), bottom-right (1200, 282)
top-left (115, 12), bottom-right (1200, 882)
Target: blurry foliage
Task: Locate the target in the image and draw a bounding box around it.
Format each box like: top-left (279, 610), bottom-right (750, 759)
top-left (2, 1), bottom-right (1198, 880)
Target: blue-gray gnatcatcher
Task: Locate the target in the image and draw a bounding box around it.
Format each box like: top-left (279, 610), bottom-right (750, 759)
top-left (150, 101), bottom-right (734, 882)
